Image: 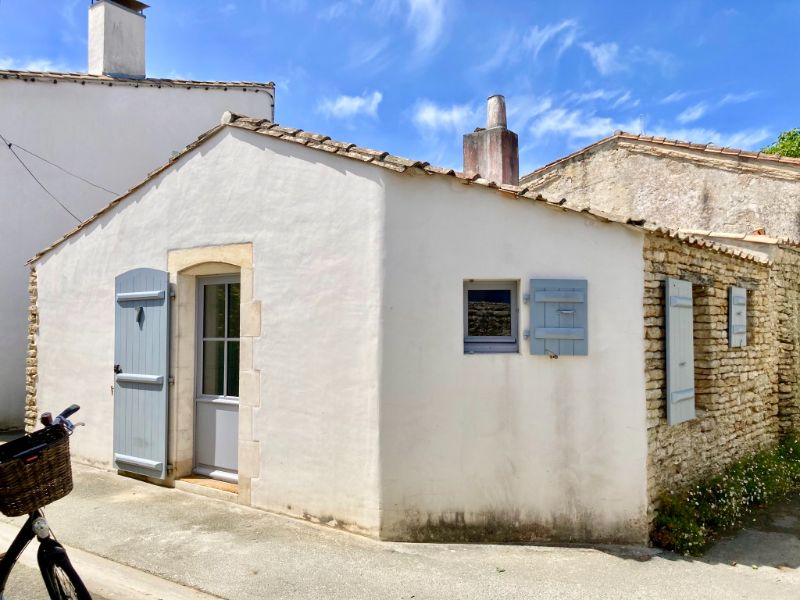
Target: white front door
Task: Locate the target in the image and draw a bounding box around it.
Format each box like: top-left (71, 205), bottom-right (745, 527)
top-left (195, 276), bottom-right (240, 483)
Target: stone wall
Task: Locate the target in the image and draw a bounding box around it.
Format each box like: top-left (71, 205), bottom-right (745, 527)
top-left (771, 246), bottom-right (800, 434)
top-left (643, 234), bottom-right (779, 511)
top-left (25, 267), bottom-right (38, 432)
top-left (525, 140), bottom-right (800, 239)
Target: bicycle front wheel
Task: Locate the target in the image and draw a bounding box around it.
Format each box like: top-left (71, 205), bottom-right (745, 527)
top-left (39, 552), bottom-right (91, 600)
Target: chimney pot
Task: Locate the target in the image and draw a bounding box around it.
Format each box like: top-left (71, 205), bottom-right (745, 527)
top-left (463, 94), bottom-right (519, 186)
top-left (487, 95), bottom-right (507, 129)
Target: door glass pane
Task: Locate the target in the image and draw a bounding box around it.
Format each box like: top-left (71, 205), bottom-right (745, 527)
top-left (228, 283), bottom-right (240, 338)
top-left (226, 341), bottom-right (240, 397)
top-left (203, 285), bottom-right (225, 338)
top-left (202, 341), bottom-right (224, 396)
top-left (467, 289), bottom-right (512, 337)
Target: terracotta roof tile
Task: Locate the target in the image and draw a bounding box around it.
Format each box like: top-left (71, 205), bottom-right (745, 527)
top-left (27, 114), bottom-right (771, 266)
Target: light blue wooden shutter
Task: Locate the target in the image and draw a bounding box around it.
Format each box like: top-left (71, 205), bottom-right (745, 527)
top-left (665, 277), bottom-right (695, 426)
top-left (113, 268), bottom-right (170, 479)
top-left (530, 279), bottom-right (588, 356)
top-left (728, 286), bottom-right (747, 348)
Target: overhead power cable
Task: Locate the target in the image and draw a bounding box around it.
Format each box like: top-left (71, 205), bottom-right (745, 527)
top-left (11, 142), bottom-right (119, 196)
top-left (0, 131), bottom-right (83, 224)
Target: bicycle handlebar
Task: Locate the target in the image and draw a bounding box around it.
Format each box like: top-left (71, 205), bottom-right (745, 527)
top-left (40, 405), bottom-right (81, 433)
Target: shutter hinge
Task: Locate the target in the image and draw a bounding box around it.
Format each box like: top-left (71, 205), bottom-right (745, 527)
top-left (522, 293), bottom-right (531, 304)
top-left (168, 375), bottom-right (175, 385)
top-left (523, 329), bottom-right (530, 339)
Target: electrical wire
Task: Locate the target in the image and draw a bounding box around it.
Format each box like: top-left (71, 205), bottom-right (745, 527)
top-left (0, 132), bottom-right (82, 224)
top-left (10, 142), bottom-right (119, 196)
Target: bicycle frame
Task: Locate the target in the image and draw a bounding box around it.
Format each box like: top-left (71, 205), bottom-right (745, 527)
top-left (0, 510), bottom-right (42, 594)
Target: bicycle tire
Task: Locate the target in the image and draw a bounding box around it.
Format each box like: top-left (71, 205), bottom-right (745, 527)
top-left (39, 554), bottom-right (91, 600)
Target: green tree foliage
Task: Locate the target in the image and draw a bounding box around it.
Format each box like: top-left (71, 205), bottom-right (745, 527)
top-left (761, 129), bottom-right (800, 157)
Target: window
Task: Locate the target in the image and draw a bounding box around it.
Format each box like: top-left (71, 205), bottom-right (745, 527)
top-left (198, 277), bottom-right (240, 398)
top-left (463, 280), bottom-right (518, 353)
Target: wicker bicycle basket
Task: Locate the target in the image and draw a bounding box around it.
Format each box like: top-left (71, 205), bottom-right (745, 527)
top-left (0, 425), bottom-right (73, 517)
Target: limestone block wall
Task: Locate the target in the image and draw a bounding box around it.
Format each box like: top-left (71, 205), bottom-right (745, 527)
top-left (643, 235), bottom-right (779, 510)
top-left (25, 268), bottom-right (38, 432)
top-left (771, 246), bottom-right (800, 434)
top-left (525, 141), bottom-right (800, 239)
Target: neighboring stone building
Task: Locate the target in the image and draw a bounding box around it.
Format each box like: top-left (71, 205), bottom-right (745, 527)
top-left (0, 0), bottom-right (274, 429)
top-left (24, 98), bottom-right (800, 544)
top-left (520, 132), bottom-right (800, 239)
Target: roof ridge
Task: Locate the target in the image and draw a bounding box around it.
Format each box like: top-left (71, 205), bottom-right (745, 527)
top-left (27, 114), bottom-right (771, 266)
top-left (0, 69), bottom-right (274, 89)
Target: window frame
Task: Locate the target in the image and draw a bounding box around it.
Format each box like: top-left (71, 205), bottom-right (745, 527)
top-left (196, 275), bottom-right (241, 401)
top-left (463, 280), bottom-right (519, 354)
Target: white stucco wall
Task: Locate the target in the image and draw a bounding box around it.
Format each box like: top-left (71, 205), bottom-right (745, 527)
top-left (0, 77), bottom-right (273, 428)
top-left (379, 174), bottom-right (649, 542)
top-left (34, 126), bottom-right (648, 541)
top-left (34, 128), bottom-right (383, 532)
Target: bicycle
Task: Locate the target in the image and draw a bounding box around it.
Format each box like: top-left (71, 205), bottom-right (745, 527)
top-left (0, 405), bottom-right (91, 599)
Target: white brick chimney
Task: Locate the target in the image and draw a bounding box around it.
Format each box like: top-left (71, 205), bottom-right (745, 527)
top-left (88, 0), bottom-right (148, 79)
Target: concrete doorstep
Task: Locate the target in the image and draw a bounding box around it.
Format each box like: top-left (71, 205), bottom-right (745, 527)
top-left (0, 522), bottom-right (219, 600)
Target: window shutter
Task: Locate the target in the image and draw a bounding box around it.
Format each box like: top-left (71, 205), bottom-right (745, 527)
top-left (728, 286), bottom-right (747, 348)
top-left (665, 277), bottom-right (695, 426)
top-left (113, 268), bottom-right (171, 480)
top-left (530, 279), bottom-right (588, 356)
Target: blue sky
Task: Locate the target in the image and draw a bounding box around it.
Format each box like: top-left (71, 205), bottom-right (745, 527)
top-left (0, 1), bottom-right (797, 174)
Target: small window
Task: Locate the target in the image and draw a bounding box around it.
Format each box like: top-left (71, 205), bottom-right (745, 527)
top-left (463, 281), bottom-right (518, 353)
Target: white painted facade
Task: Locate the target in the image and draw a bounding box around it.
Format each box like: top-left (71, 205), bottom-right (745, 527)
top-left (0, 76), bottom-right (273, 428)
top-left (33, 125), bottom-right (649, 542)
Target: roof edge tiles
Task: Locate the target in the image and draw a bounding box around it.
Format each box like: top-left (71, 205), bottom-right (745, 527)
top-left (521, 131), bottom-right (800, 183)
top-left (678, 229), bottom-right (800, 248)
top-left (27, 113), bottom-right (770, 266)
top-left (0, 69), bottom-right (274, 90)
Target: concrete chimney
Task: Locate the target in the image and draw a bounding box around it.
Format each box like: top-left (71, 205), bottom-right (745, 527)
top-left (463, 95), bottom-right (519, 186)
top-left (88, 0), bottom-right (149, 79)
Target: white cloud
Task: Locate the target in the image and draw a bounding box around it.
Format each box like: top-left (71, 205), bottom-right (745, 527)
top-left (568, 89), bottom-right (618, 103)
top-left (676, 102), bottom-right (708, 124)
top-left (719, 91), bottom-right (760, 106)
top-left (530, 106), bottom-right (642, 140)
top-left (631, 47), bottom-right (676, 74)
top-left (477, 30), bottom-right (519, 72)
top-left (524, 20), bottom-right (578, 59)
top-left (661, 90), bottom-right (691, 104)
top-left (347, 38), bottom-right (391, 70)
top-left (611, 91), bottom-right (639, 109)
top-left (581, 42), bottom-right (623, 75)
top-left (0, 57), bottom-right (74, 72)
top-left (318, 0), bottom-right (362, 19)
top-left (648, 127), bottom-right (771, 150)
top-left (412, 100), bottom-right (479, 133)
top-left (407, 0), bottom-right (447, 54)
top-left (317, 91), bottom-right (383, 118)
top-left (507, 96), bottom-right (553, 131)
